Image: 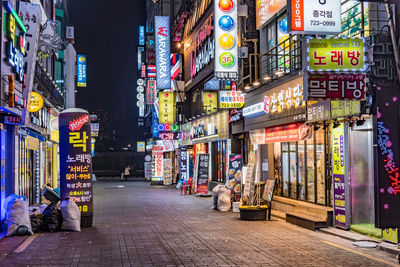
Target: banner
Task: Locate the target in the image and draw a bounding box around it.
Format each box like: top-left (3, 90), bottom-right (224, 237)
top-left (59, 109), bottom-right (93, 227)
top-left (144, 162), bottom-right (152, 181)
top-left (227, 154), bottom-right (242, 202)
top-left (214, 0), bottom-right (238, 81)
top-left (265, 123), bottom-right (302, 144)
top-left (159, 92), bottom-right (176, 124)
top-left (155, 16), bottom-right (171, 89)
top-left (332, 123), bottom-right (350, 229)
top-left (289, 0), bottom-right (341, 34)
top-left (151, 146), bottom-right (164, 183)
top-left (196, 154), bottom-right (210, 195)
top-left (77, 54), bottom-right (87, 87)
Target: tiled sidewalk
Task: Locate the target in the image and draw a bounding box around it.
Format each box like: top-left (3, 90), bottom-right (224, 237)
top-left (0, 180), bottom-right (397, 266)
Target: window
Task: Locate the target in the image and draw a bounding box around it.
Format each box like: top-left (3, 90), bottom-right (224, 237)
top-left (306, 137), bottom-right (315, 202)
top-left (316, 129), bottom-right (326, 205)
top-left (289, 142), bottom-right (297, 198)
top-left (298, 141), bottom-right (306, 200)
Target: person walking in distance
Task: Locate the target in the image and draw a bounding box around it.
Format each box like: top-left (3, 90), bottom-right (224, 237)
top-left (124, 165), bottom-right (130, 181)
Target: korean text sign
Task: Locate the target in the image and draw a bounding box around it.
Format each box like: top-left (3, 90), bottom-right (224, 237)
top-left (196, 154), bottom-right (210, 195)
top-left (77, 54), bottom-right (87, 87)
top-left (180, 148), bottom-right (189, 183)
top-left (332, 123), bottom-right (350, 229)
top-left (159, 92), bottom-right (176, 125)
top-left (256, 0), bottom-right (286, 30)
top-left (289, 0), bottom-right (341, 34)
top-left (219, 91), bottom-right (245, 108)
top-left (139, 25), bottom-right (145, 46)
top-left (306, 38), bottom-right (366, 72)
top-left (214, 0), bottom-right (238, 81)
top-left (304, 73), bottom-right (366, 100)
top-left (151, 146), bottom-right (164, 182)
top-left (155, 16), bottom-right (171, 89)
top-left (59, 109), bottom-right (93, 226)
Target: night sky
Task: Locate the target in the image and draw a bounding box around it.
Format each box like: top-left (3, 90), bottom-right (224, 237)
top-left (68, 0), bottom-right (146, 146)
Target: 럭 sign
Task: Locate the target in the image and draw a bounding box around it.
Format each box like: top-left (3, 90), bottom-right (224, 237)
top-left (219, 91), bottom-right (245, 108)
top-left (304, 73), bottom-right (366, 100)
top-left (306, 38), bottom-right (367, 72)
top-left (214, 0), bottom-right (238, 81)
top-left (159, 92), bottom-right (176, 125)
top-left (289, 0), bottom-right (341, 34)
top-left (155, 16), bottom-right (171, 89)
top-left (332, 122), bottom-right (350, 229)
top-left (59, 108), bottom-right (93, 227)
top-left (77, 54), bottom-right (87, 87)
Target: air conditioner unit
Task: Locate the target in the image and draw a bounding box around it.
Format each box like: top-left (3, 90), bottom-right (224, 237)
top-left (239, 47), bottom-right (249, 59)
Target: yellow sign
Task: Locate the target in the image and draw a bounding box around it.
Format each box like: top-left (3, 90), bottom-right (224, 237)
top-left (25, 135), bottom-right (39, 151)
top-left (159, 92), bottom-right (176, 124)
top-left (29, 92), bottom-right (44, 112)
top-left (307, 38), bottom-right (366, 72)
top-left (331, 100), bottom-right (361, 118)
top-left (202, 92), bottom-right (218, 115)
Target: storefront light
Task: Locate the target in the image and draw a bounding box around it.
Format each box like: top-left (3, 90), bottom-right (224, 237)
top-left (263, 75), bottom-right (271, 81)
top-left (244, 84), bottom-right (251, 90)
top-left (275, 70), bottom-right (284, 76)
top-left (253, 80), bottom-right (260, 86)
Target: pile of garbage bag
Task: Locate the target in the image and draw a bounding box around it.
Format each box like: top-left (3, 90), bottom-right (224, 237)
top-left (4, 187), bottom-right (81, 236)
top-left (212, 184), bottom-right (231, 212)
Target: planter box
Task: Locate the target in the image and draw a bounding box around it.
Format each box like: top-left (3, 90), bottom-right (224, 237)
top-left (239, 207), bottom-right (267, 221)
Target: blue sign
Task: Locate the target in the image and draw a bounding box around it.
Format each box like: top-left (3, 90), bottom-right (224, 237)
top-left (139, 26), bottom-right (145, 46)
top-left (152, 107), bottom-right (159, 138)
top-left (77, 54), bottom-right (87, 87)
top-left (155, 16), bottom-right (171, 90)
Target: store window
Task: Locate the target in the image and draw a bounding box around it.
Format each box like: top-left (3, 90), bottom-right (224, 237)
top-left (282, 142), bottom-right (289, 197)
top-left (289, 142), bottom-right (297, 198)
top-left (316, 129), bottom-right (326, 205)
top-left (306, 137), bottom-right (315, 202)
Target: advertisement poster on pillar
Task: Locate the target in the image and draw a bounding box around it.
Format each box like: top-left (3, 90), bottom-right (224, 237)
top-left (288, 0), bottom-right (342, 34)
top-left (196, 154), bottom-right (210, 195)
top-left (214, 0), bottom-right (238, 81)
top-left (77, 54), bottom-right (87, 87)
top-left (155, 16), bottom-right (171, 90)
top-left (59, 110), bottom-right (93, 226)
top-left (227, 154), bottom-right (242, 201)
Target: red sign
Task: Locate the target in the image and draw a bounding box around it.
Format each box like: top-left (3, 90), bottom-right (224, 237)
top-left (147, 79), bottom-right (156, 104)
top-left (306, 73), bottom-right (366, 100)
top-left (5, 115), bottom-right (22, 125)
top-left (290, 0), bottom-right (304, 31)
top-left (69, 115), bottom-right (89, 132)
top-left (147, 65), bottom-right (156, 78)
top-left (265, 123), bottom-right (302, 143)
top-left (140, 65), bottom-right (146, 78)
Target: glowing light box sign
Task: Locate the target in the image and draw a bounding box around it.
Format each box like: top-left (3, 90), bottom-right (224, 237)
top-left (77, 54), bottom-right (87, 87)
top-left (155, 16), bottom-right (171, 89)
top-left (214, 0), bottom-right (238, 81)
top-left (59, 108), bottom-right (93, 228)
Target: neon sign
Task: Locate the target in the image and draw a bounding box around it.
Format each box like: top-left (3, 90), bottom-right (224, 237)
top-left (157, 124), bottom-right (179, 132)
top-left (5, 1), bottom-right (27, 83)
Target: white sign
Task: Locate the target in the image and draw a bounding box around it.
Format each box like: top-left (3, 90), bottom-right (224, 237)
top-left (214, 0), bottom-right (238, 81)
top-left (243, 103), bottom-right (265, 117)
top-left (289, 0), bottom-right (341, 34)
top-left (219, 91), bottom-right (245, 108)
top-left (91, 123), bottom-right (99, 132)
top-left (66, 26), bottom-right (74, 41)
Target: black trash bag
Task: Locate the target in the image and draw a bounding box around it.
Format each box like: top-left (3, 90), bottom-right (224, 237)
top-left (43, 203), bottom-right (63, 232)
top-left (30, 215), bottom-right (44, 233)
top-left (16, 225), bottom-right (30, 236)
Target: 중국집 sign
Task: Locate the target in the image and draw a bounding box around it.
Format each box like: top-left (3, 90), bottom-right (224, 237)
top-left (306, 37), bottom-right (367, 72)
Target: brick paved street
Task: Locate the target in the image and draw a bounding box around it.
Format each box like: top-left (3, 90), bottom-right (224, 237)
top-left (0, 180), bottom-right (398, 267)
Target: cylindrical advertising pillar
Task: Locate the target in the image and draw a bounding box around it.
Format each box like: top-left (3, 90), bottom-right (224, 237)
top-left (59, 108), bottom-right (93, 228)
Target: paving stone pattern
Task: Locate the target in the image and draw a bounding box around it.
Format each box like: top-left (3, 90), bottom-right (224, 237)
top-left (0, 180), bottom-right (397, 266)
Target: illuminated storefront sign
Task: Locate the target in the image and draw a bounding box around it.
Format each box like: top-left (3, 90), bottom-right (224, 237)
top-left (330, 100), bottom-right (360, 119)
top-left (203, 92), bottom-right (218, 115)
top-left (139, 25), bottom-right (145, 46)
top-left (147, 65), bottom-right (156, 77)
top-left (256, 0), bottom-right (286, 30)
top-left (4, 1), bottom-right (27, 83)
top-left (151, 146), bottom-right (164, 182)
top-left (137, 46), bottom-right (144, 70)
top-left (265, 123), bottom-right (302, 143)
top-left (306, 37), bottom-right (367, 72)
top-left (263, 84), bottom-right (303, 114)
top-left (137, 80), bottom-right (145, 117)
top-left (152, 107), bottom-right (159, 138)
top-left (190, 17), bottom-right (215, 79)
top-left (137, 141), bottom-right (145, 152)
top-left (77, 54), bottom-right (87, 87)
top-left (214, 0), bottom-right (238, 81)
top-left (304, 73), bottom-right (366, 100)
top-left (158, 132), bottom-right (180, 140)
top-left (155, 16), bottom-right (171, 90)
top-left (147, 79), bottom-right (156, 104)
top-left (157, 124), bottom-right (179, 132)
top-left (140, 65), bottom-right (146, 78)
top-left (158, 91), bottom-right (176, 124)
top-left (306, 101), bottom-right (330, 122)
top-left (59, 109), bottom-right (93, 227)
top-left (289, 0), bottom-right (341, 34)
top-left (28, 92), bottom-right (43, 112)
top-left (243, 102), bottom-right (265, 117)
top-left (332, 122), bottom-right (350, 228)
top-left (219, 91), bottom-right (245, 108)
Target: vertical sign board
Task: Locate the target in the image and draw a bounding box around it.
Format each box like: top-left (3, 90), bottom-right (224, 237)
top-left (77, 54), bottom-right (87, 87)
top-left (227, 154), bottom-right (242, 202)
top-left (196, 154), bottom-right (210, 195)
top-left (288, 0), bottom-right (341, 35)
top-left (163, 158), bottom-right (173, 185)
top-left (147, 79), bottom-right (156, 104)
top-left (59, 108), bottom-right (93, 227)
top-left (214, 0), bottom-right (238, 81)
top-left (151, 146), bottom-right (164, 184)
top-left (138, 25), bottom-right (145, 46)
top-left (374, 79), bottom-right (400, 228)
top-left (180, 148), bottom-right (189, 182)
top-left (332, 123), bottom-right (350, 229)
top-left (155, 16), bottom-right (171, 90)
top-left (159, 91), bottom-right (176, 125)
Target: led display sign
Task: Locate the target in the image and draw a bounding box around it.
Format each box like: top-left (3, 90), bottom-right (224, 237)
top-left (77, 54), bottom-right (87, 87)
top-left (219, 91), bottom-right (245, 108)
top-left (28, 92), bottom-right (43, 112)
top-left (139, 25), bottom-right (145, 46)
top-left (155, 16), bottom-right (171, 90)
top-left (214, 0), bottom-right (238, 81)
